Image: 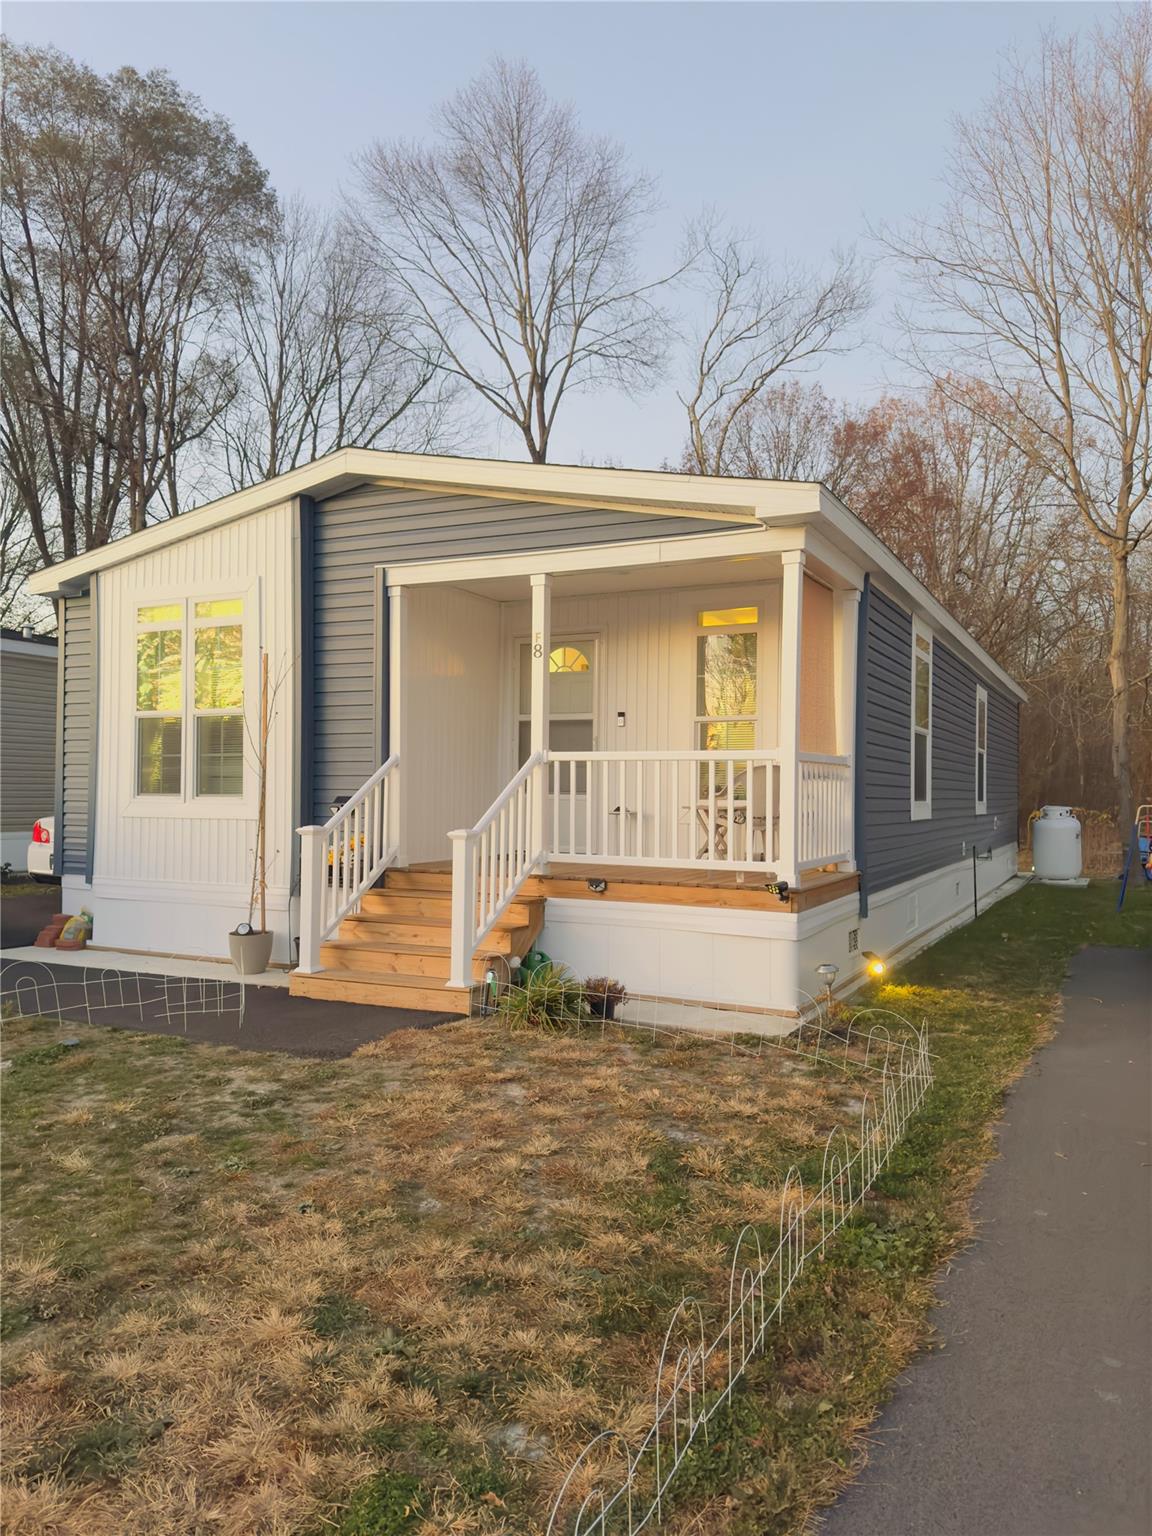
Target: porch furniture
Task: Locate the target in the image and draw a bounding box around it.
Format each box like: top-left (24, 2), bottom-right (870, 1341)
top-left (689, 802), bottom-right (768, 861)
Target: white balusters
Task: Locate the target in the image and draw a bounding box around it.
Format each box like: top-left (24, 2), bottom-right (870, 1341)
top-left (797, 754), bottom-right (852, 868)
top-left (448, 753), bottom-right (546, 989)
top-left (295, 754), bottom-right (399, 974)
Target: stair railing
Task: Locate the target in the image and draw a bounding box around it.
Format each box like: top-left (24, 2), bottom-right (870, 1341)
top-left (447, 752), bottom-right (546, 990)
top-left (296, 754), bottom-right (400, 974)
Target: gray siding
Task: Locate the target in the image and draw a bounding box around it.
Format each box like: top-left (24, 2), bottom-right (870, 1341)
top-left (59, 594), bottom-right (93, 877)
top-left (310, 485), bottom-right (725, 820)
top-left (0, 648), bottom-right (57, 835)
top-left (860, 587), bottom-right (1018, 895)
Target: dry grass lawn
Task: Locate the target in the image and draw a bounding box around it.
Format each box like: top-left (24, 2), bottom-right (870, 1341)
top-left (1, 1011), bottom-right (869, 1535)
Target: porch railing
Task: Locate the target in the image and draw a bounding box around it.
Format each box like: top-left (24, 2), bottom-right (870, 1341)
top-left (447, 752), bottom-right (547, 989)
top-left (797, 754), bottom-right (853, 870)
top-left (547, 751), bottom-right (781, 870)
top-left (296, 754), bottom-right (400, 973)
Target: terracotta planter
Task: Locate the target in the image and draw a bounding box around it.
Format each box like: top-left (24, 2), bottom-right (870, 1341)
top-left (228, 929), bottom-right (274, 976)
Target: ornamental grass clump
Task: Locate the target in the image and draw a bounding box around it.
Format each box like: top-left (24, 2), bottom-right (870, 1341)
top-left (495, 963), bottom-right (588, 1033)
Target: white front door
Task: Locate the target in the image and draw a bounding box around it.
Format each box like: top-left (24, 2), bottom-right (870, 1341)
top-left (517, 637), bottom-right (597, 853)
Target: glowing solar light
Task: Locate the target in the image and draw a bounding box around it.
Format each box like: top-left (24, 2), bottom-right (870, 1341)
top-left (863, 951), bottom-right (886, 978)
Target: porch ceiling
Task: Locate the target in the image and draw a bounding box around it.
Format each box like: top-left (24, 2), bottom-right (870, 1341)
top-left (442, 550), bottom-right (786, 601)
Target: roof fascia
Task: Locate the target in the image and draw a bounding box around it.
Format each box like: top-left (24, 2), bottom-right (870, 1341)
top-left (816, 486), bottom-right (1026, 701)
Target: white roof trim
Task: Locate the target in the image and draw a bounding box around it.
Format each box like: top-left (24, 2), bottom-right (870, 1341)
top-left (27, 449), bottom-right (776, 597)
top-left (382, 524), bottom-right (787, 587)
top-left (816, 488), bottom-right (1026, 701)
top-left (24, 447), bottom-right (1022, 700)
top-left (0, 635), bottom-right (59, 659)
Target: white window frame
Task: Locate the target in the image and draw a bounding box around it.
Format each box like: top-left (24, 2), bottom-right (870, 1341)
top-left (975, 683), bottom-right (989, 815)
top-left (126, 587), bottom-right (256, 819)
top-left (694, 605), bottom-right (761, 755)
top-left (910, 617), bottom-right (933, 821)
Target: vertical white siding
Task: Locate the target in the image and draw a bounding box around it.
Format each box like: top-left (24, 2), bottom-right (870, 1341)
top-left (93, 501), bottom-right (296, 897)
top-left (404, 585), bottom-right (503, 862)
top-left (498, 581), bottom-right (781, 772)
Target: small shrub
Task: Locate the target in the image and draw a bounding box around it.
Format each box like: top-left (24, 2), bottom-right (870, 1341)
top-left (494, 964), bottom-right (588, 1033)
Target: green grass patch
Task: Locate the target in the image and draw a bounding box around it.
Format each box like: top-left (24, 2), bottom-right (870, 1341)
top-left (1, 880), bottom-right (1146, 1535)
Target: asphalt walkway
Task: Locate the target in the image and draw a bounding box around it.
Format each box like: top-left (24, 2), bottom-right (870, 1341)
top-left (1, 895), bottom-right (455, 1056)
top-left (819, 943), bottom-right (1152, 1536)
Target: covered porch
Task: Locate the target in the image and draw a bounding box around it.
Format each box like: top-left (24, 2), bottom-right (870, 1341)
top-left (388, 528), bottom-right (860, 987)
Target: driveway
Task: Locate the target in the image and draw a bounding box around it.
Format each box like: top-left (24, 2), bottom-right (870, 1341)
top-left (818, 943), bottom-right (1152, 1536)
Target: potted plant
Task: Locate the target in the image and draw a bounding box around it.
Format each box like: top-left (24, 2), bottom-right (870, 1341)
top-left (583, 976), bottom-right (627, 1021)
top-left (229, 652), bottom-right (276, 976)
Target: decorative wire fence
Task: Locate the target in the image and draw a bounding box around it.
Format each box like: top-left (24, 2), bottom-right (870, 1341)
top-left (0, 959), bottom-right (246, 1034)
top-left (477, 973), bottom-right (937, 1536)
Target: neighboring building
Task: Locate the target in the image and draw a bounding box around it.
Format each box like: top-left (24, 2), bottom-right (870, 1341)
top-left (0, 627), bottom-right (59, 873)
top-left (29, 451), bottom-right (1021, 1016)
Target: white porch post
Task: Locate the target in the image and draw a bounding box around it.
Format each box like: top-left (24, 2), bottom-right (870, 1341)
top-left (297, 825), bottom-right (324, 973)
top-left (777, 550), bottom-right (805, 886)
top-left (529, 573), bottom-right (552, 860)
top-left (388, 584), bottom-right (407, 865)
top-left (447, 828), bottom-right (475, 989)
top-left (834, 587), bottom-right (861, 871)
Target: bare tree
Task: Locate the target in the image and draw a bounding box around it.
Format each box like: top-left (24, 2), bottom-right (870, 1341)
top-left (689, 379), bottom-right (839, 481)
top-left (680, 214), bottom-right (869, 476)
top-left (353, 58), bottom-right (669, 464)
top-left (882, 10), bottom-right (1152, 827)
top-left (0, 473), bottom-right (52, 631)
top-left (217, 198), bottom-right (459, 489)
top-left (1, 41), bottom-right (275, 567)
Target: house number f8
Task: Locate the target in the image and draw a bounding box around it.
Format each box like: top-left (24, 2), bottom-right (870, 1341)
top-left (533, 634), bottom-right (544, 659)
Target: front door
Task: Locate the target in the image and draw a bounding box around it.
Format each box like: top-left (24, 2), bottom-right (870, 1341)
top-left (517, 637), bottom-right (597, 852)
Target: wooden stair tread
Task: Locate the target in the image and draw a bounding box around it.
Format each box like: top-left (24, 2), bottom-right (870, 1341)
top-left (291, 867), bottom-right (546, 1012)
top-left (289, 967), bottom-right (472, 1013)
top-left (326, 937), bottom-right (452, 955)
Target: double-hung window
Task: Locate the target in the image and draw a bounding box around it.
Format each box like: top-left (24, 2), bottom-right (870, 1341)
top-left (975, 684), bottom-right (988, 815)
top-left (135, 597), bottom-right (245, 799)
top-left (696, 605), bottom-right (759, 796)
top-left (910, 618), bottom-right (932, 819)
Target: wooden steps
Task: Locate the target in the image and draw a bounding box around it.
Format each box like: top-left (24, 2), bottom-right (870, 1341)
top-left (289, 869), bottom-right (545, 1012)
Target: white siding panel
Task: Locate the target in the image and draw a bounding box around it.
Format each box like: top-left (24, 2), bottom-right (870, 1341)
top-left (93, 502), bottom-right (296, 898)
top-left (404, 585), bottom-right (503, 863)
top-left (498, 581), bottom-right (781, 773)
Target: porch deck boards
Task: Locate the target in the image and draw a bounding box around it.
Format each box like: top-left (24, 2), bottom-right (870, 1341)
top-left (409, 862), bottom-right (859, 915)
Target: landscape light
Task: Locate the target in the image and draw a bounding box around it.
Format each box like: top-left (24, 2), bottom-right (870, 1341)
top-left (815, 962), bottom-right (840, 1009)
top-left (863, 951), bottom-right (886, 978)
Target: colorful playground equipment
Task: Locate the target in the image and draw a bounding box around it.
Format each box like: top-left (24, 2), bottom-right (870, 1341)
top-left (1117, 802), bottom-right (1152, 910)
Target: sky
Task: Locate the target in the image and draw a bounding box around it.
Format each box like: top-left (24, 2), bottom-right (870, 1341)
top-left (5, 1), bottom-right (1112, 470)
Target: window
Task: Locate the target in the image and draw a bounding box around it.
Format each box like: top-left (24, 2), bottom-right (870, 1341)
top-left (134, 597), bottom-right (245, 799)
top-left (698, 605), bottom-right (759, 628)
top-left (975, 684), bottom-right (988, 814)
top-left (910, 618), bottom-right (932, 819)
top-left (696, 607), bottom-right (758, 796)
top-left (548, 645), bottom-right (590, 675)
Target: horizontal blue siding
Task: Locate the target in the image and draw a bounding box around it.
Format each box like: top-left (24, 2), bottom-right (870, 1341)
top-left (861, 587), bottom-right (1018, 895)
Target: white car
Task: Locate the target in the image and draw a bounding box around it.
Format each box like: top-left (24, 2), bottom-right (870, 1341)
top-left (27, 816), bottom-right (56, 880)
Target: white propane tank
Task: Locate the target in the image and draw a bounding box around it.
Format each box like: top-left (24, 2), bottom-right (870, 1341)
top-left (1032, 805), bottom-right (1083, 881)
